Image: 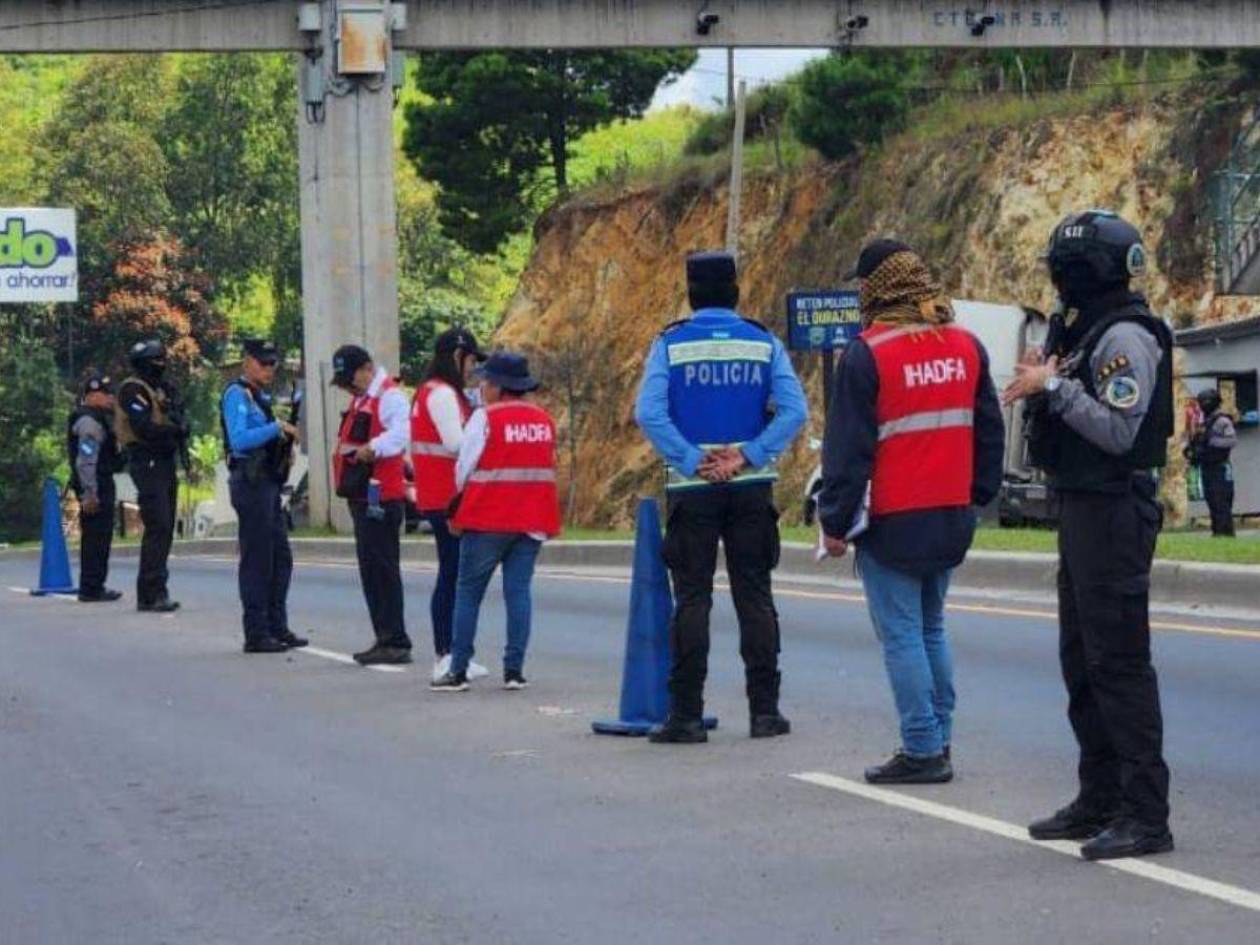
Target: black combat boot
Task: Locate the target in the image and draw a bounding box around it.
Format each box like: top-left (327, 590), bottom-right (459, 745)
top-left (1028, 798), bottom-right (1118, 841)
top-left (749, 671), bottom-right (790, 738)
top-left (1080, 818), bottom-right (1174, 861)
top-left (353, 645), bottom-right (412, 666)
top-left (243, 637), bottom-right (288, 654)
top-left (276, 630), bottom-right (309, 649)
top-left (648, 715), bottom-right (708, 744)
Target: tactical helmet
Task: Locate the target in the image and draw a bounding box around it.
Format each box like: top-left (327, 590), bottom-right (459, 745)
top-left (128, 338), bottom-right (166, 372)
top-left (1197, 388), bottom-right (1222, 414)
top-left (1046, 210), bottom-right (1146, 290)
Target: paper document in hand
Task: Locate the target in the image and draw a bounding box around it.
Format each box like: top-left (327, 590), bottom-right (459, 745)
top-left (813, 482), bottom-right (871, 562)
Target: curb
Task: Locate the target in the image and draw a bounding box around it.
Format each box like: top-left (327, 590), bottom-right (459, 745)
top-left (7, 536), bottom-right (1255, 617)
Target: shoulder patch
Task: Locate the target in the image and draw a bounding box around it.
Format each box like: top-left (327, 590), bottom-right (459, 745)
top-left (658, 319), bottom-right (688, 337)
top-left (1103, 375), bottom-right (1141, 410)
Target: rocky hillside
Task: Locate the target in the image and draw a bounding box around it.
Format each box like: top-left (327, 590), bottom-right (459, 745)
top-left (497, 89), bottom-right (1253, 528)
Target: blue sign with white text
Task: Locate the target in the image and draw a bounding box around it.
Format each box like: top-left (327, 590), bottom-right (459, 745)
top-left (786, 290), bottom-right (861, 352)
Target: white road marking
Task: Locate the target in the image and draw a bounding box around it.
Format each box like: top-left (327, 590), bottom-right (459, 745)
top-left (299, 646), bottom-right (408, 673)
top-left (792, 772), bottom-right (1260, 914)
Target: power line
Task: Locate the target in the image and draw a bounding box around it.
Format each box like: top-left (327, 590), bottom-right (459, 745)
top-left (0, 0), bottom-right (283, 34)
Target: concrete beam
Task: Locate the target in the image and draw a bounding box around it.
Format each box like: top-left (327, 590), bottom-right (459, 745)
top-left (5, 1), bottom-right (1260, 53)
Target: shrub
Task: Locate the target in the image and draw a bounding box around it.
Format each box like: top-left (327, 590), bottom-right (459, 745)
top-left (790, 54), bottom-right (911, 160)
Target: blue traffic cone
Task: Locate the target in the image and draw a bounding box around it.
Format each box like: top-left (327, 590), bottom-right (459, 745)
top-left (30, 477), bottom-right (77, 597)
top-left (592, 498), bottom-right (718, 736)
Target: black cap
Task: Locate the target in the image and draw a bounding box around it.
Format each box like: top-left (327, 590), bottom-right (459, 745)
top-left (242, 338), bottom-right (281, 363)
top-left (128, 338), bottom-right (166, 368)
top-left (81, 370), bottom-right (113, 397)
top-left (331, 344), bottom-right (372, 387)
top-left (686, 251), bottom-right (738, 285)
top-left (1197, 388), bottom-right (1222, 413)
top-left (435, 327), bottom-right (487, 362)
top-left (475, 351), bottom-right (540, 393)
top-left (843, 239), bottom-right (913, 281)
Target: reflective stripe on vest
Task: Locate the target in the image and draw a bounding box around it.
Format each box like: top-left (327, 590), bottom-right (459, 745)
top-left (666, 339), bottom-right (773, 366)
top-left (468, 467), bottom-right (558, 484)
top-left (412, 442), bottom-right (458, 458)
top-left (878, 408), bottom-right (975, 441)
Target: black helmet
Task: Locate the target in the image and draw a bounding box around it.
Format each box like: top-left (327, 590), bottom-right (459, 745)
top-left (1197, 388), bottom-right (1222, 414)
top-left (1046, 210), bottom-right (1147, 290)
top-left (128, 338), bottom-right (167, 375)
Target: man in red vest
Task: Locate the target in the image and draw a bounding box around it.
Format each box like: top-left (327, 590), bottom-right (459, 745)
top-left (431, 352), bottom-right (561, 692)
top-left (331, 344), bottom-right (413, 665)
top-left (819, 240), bottom-right (1005, 784)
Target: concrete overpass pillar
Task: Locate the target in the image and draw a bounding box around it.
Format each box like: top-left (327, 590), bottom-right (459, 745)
top-left (297, 3), bottom-right (401, 533)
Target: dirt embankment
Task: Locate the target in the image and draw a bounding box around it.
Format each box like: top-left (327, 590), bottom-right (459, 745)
top-left (498, 91), bottom-right (1251, 527)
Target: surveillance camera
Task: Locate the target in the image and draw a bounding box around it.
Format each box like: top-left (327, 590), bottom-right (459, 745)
top-left (970, 14), bottom-right (996, 37)
top-left (846, 16), bottom-right (870, 31)
top-left (696, 12), bottom-right (720, 36)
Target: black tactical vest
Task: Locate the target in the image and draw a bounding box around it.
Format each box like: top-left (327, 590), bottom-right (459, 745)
top-left (1029, 301), bottom-right (1174, 493)
top-left (220, 379), bottom-right (281, 481)
top-left (66, 406), bottom-right (120, 493)
top-left (1197, 413), bottom-right (1233, 466)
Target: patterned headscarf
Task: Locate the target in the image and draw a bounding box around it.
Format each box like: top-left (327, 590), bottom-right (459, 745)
top-left (858, 250), bottom-right (955, 328)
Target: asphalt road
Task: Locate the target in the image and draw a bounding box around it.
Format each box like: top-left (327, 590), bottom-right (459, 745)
top-left (3, 550), bottom-right (1259, 944)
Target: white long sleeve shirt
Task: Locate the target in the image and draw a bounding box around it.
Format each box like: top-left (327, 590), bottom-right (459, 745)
top-left (426, 383), bottom-right (466, 454)
top-left (360, 366), bottom-right (409, 458)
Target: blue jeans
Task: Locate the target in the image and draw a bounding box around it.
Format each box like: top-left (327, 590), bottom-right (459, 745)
top-left (423, 512), bottom-right (460, 656)
top-left (450, 532), bottom-right (542, 676)
top-left (858, 550), bottom-right (955, 758)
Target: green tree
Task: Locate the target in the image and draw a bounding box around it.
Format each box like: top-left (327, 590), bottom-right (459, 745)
top-left (405, 49), bottom-right (697, 253)
top-left (0, 338), bottom-right (71, 541)
top-left (790, 53), bottom-right (912, 160)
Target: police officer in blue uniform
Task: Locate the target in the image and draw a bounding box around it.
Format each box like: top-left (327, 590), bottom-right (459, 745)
top-left (635, 251), bottom-right (808, 743)
top-left (1003, 211), bottom-right (1175, 861)
top-left (68, 371), bottom-right (124, 603)
top-left (221, 339), bottom-right (307, 654)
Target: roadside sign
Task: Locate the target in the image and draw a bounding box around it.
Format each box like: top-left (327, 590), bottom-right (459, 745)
top-left (786, 290), bottom-right (860, 352)
top-left (0, 208), bottom-right (78, 303)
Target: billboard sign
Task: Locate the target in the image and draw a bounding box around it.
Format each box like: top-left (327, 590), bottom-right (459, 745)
top-left (786, 289), bottom-right (861, 352)
top-left (0, 208), bottom-right (78, 303)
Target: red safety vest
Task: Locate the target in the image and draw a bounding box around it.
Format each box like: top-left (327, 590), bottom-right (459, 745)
top-left (863, 323), bottom-right (982, 518)
top-left (453, 400), bottom-right (561, 537)
top-left (334, 378), bottom-right (407, 502)
top-left (410, 380), bottom-right (471, 512)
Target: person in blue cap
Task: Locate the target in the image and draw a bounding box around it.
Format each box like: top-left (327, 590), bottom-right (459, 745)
top-left (68, 371), bottom-right (125, 603)
top-left (220, 338), bottom-right (306, 654)
top-left (634, 250), bottom-right (808, 743)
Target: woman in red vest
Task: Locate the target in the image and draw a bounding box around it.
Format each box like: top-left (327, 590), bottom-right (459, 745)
top-left (819, 241), bottom-right (1005, 785)
top-left (410, 328), bottom-right (492, 683)
top-left (431, 352), bottom-right (561, 692)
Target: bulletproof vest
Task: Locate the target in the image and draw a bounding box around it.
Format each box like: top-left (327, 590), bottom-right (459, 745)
top-left (1198, 412), bottom-right (1232, 466)
top-left (66, 406), bottom-right (119, 493)
top-left (1029, 301), bottom-right (1173, 493)
top-left (220, 379), bottom-right (281, 480)
top-left (114, 376), bottom-right (167, 448)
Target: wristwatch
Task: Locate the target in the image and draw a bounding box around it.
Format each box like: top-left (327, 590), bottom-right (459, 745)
top-left (1044, 375), bottom-right (1062, 394)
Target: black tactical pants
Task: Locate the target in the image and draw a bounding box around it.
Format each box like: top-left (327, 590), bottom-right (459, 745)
top-left (78, 477), bottom-right (116, 597)
top-left (1201, 462), bottom-right (1235, 537)
top-left (661, 484), bottom-right (782, 720)
top-left (350, 500), bottom-right (410, 650)
top-left (230, 473), bottom-right (293, 644)
top-left (1057, 476), bottom-right (1171, 828)
top-left (130, 455), bottom-right (178, 605)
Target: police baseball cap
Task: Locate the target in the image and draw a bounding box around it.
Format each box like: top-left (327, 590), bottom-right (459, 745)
top-left (242, 338), bottom-right (281, 364)
top-left (686, 251), bottom-right (738, 285)
top-left (81, 370), bottom-right (113, 396)
top-left (843, 239), bottom-right (913, 281)
top-left (475, 351), bottom-right (540, 393)
top-left (331, 344), bottom-right (372, 387)
top-left (435, 327), bottom-right (487, 362)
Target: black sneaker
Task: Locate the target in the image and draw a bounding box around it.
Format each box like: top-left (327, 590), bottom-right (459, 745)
top-left (750, 713), bottom-right (791, 738)
top-left (1081, 818), bottom-right (1174, 861)
top-left (79, 589), bottom-right (122, 603)
top-left (648, 715), bottom-right (708, 744)
top-left (864, 750), bottom-right (953, 784)
top-left (1028, 799), bottom-right (1117, 841)
top-left (276, 630), bottom-right (309, 649)
top-left (138, 596), bottom-right (180, 613)
top-left (243, 637), bottom-right (288, 654)
top-left (353, 645), bottom-right (412, 666)
top-left (430, 671), bottom-right (469, 692)
top-left (504, 670), bottom-right (529, 691)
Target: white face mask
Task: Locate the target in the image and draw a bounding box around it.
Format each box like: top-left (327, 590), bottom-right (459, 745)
top-left (465, 387), bottom-right (484, 408)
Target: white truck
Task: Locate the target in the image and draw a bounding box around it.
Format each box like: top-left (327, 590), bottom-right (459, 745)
top-left (801, 299), bottom-right (1052, 527)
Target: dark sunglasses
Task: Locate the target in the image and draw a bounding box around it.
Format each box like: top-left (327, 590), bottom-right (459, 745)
top-left (257, 357), bottom-right (280, 368)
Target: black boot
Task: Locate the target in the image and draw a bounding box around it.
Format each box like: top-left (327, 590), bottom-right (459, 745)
top-left (750, 714), bottom-right (791, 738)
top-left (138, 595), bottom-right (180, 613)
top-left (1080, 818), bottom-right (1174, 861)
top-left (749, 671), bottom-right (789, 738)
top-left (649, 715), bottom-right (708, 744)
top-left (864, 750), bottom-right (952, 784)
top-left (1028, 798), bottom-right (1117, 841)
top-left (276, 630), bottom-right (309, 649)
top-left (353, 645), bottom-right (412, 666)
top-left (79, 588), bottom-right (122, 603)
top-left (243, 637), bottom-right (288, 654)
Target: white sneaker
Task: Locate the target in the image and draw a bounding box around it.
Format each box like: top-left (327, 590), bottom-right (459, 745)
top-left (431, 653), bottom-right (452, 683)
top-left (466, 660), bottom-right (489, 680)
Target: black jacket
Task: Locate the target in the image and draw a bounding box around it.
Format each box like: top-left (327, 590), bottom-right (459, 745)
top-left (818, 333), bottom-right (1005, 576)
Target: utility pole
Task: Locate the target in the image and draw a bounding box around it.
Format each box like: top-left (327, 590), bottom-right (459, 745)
top-left (726, 47), bottom-right (735, 110)
top-left (725, 80), bottom-right (748, 260)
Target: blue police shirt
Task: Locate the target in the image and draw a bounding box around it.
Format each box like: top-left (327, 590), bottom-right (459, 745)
top-left (635, 308), bottom-right (808, 489)
top-left (222, 381), bottom-right (280, 458)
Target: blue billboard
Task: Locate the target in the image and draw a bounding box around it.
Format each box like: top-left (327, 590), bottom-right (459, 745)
top-left (785, 290), bottom-right (861, 352)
